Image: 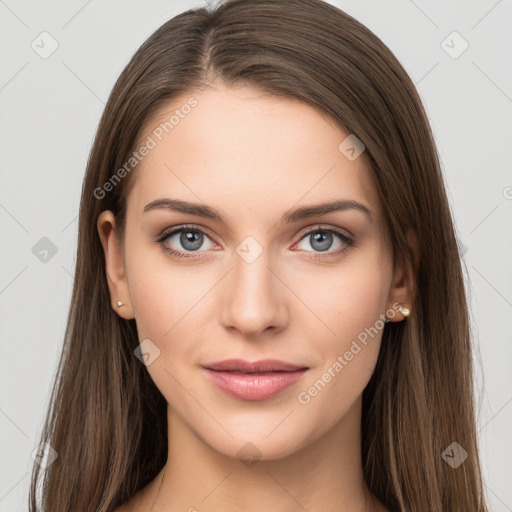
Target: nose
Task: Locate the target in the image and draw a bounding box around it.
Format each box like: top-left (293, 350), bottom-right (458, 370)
top-left (220, 247), bottom-right (288, 339)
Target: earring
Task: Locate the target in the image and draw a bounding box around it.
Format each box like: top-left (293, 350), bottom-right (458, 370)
top-left (116, 300), bottom-right (124, 308)
top-left (397, 304), bottom-right (410, 317)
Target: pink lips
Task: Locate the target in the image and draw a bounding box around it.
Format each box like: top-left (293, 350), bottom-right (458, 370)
top-left (202, 358), bottom-right (309, 401)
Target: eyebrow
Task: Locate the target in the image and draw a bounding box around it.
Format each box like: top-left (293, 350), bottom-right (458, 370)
top-left (143, 198), bottom-right (374, 225)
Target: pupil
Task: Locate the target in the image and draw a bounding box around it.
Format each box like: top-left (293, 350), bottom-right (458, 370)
top-left (311, 231), bottom-right (332, 252)
top-left (181, 230), bottom-right (203, 251)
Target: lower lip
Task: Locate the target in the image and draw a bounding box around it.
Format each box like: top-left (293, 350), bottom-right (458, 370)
top-left (202, 368), bottom-right (308, 400)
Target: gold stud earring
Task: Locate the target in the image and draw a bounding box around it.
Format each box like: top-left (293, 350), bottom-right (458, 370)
top-left (397, 304), bottom-right (410, 317)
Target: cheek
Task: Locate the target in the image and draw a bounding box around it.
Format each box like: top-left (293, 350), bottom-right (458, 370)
top-left (126, 260), bottom-right (205, 407)
top-left (126, 239), bottom-right (203, 340)
top-left (295, 283), bottom-right (386, 436)
top-left (295, 247), bottom-right (391, 406)
top-left (300, 249), bottom-right (391, 349)
top-left (129, 271), bottom-right (174, 341)
top-left (125, 247), bottom-right (215, 395)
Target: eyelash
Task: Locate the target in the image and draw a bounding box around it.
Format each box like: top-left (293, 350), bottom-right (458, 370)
top-left (155, 223), bottom-right (356, 261)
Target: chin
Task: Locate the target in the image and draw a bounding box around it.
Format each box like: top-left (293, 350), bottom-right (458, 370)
top-left (193, 418), bottom-right (322, 464)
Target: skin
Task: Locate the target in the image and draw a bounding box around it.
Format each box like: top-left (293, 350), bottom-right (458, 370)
top-left (98, 82), bottom-right (413, 512)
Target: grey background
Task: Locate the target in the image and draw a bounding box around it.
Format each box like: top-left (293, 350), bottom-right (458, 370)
top-left (0, 0), bottom-right (511, 510)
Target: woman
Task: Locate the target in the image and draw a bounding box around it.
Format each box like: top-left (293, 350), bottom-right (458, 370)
top-left (29, 0), bottom-right (488, 510)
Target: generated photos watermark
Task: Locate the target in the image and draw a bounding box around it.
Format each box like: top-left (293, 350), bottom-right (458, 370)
top-left (93, 97), bottom-right (198, 200)
top-left (297, 303), bottom-right (402, 405)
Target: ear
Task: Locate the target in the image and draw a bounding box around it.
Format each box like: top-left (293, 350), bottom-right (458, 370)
top-left (97, 210), bottom-right (135, 319)
top-left (386, 229), bottom-right (417, 322)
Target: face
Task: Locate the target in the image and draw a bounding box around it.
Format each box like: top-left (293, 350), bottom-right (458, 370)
top-left (98, 83), bottom-right (409, 461)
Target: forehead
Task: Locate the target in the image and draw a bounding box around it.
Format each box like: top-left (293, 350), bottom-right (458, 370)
top-left (126, 83), bottom-right (382, 227)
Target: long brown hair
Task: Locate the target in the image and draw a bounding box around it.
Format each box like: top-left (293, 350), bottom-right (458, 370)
top-left (29, 0), bottom-right (488, 510)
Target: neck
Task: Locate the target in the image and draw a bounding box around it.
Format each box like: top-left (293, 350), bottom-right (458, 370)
top-left (147, 396), bottom-right (381, 512)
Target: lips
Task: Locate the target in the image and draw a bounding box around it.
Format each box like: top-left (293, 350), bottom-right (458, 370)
top-left (203, 358), bottom-right (307, 373)
top-left (201, 359), bottom-right (309, 400)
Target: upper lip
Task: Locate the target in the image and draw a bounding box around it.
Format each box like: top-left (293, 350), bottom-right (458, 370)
top-left (203, 358), bottom-right (308, 373)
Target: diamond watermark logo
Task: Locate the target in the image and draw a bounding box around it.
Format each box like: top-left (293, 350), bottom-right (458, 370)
top-left (237, 442), bottom-right (262, 468)
top-left (32, 237), bottom-right (58, 263)
top-left (236, 236), bottom-right (263, 264)
top-left (134, 338), bottom-right (161, 366)
top-left (338, 134), bottom-right (365, 161)
top-left (31, 31), bottom-right (59, 59)
top-left (441, 441), bottom-right (468, 468)
top-left (31, 442), bottom-right (58, 469)
top-left (441, 31), bottom-right (469, 59)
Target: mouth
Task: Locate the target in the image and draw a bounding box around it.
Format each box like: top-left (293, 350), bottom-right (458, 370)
top-left (201, 359), bottom-right (309, 401)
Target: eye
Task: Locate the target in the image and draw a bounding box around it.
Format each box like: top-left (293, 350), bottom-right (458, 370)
top-left (292, 225), bottom-right (355, 259)
top-left (156, 224), bottom-right (217, 259)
